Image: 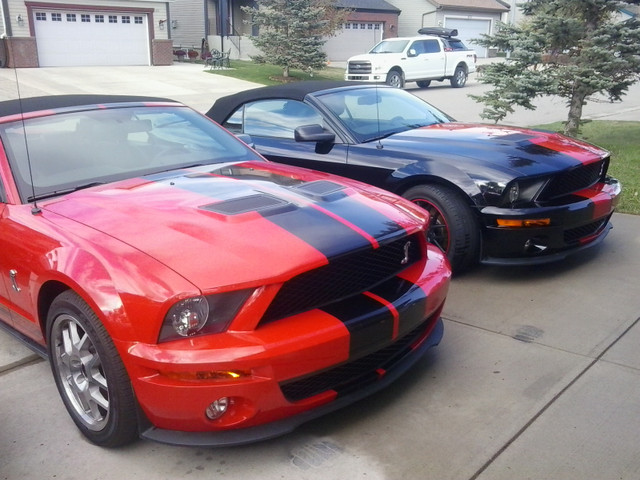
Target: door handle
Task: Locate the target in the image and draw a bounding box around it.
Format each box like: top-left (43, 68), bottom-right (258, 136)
top-left (9, 269), bottom-right (21, 292)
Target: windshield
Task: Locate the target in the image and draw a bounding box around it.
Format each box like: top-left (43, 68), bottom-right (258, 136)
top-left (318, 87), bottom-right (453, 143)
top-left (1, 105), bottom-right (263, 203)
top-left (369, 40), bottom-right (409, 54)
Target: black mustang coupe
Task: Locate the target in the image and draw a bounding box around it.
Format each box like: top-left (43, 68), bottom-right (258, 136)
top-left (207, 82), bottom-right (621, 273)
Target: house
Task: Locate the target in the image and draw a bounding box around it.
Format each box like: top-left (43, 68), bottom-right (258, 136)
top-left (197, 0), bottom-right (400, 63)
top-left (0, 0), bottom-right (174, 67)
top-left (387, 0), bottom-right (510, 57)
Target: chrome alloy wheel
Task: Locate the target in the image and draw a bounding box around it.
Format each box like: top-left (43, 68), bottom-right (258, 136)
top-left (51, 313), bottom-right (110, 431)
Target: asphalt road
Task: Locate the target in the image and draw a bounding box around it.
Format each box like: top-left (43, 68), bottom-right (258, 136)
top-left (1, 63), bottom-right (639, 480)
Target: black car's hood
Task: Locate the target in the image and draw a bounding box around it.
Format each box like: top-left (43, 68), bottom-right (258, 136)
top-left (384, 123), bottom-right (609, 177)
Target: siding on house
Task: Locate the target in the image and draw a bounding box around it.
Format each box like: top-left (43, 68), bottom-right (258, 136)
top-left (169, 0), bottom-right (205, 48)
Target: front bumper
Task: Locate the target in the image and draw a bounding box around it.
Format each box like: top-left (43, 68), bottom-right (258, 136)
top-left (123, 245), bottom-right (450, 446)
top-left (479, 179), bottom-right (621, 265)
top-left (344, 73), bottom-right (385, 83)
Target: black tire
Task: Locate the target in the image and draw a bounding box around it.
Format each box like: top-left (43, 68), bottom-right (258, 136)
top-left (403, 184), bottom-right (480, 273)
top-left (450, 66), bottom-right (467, 88)
top-left (386, 70), bottom-right (404, 88)
top-left (47, 290), bottom-right (138, 447)
top-left (416, 80), bottom-right (431, 88)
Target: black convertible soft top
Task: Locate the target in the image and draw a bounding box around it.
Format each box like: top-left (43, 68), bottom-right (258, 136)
top-left (206, 81), bottom-right (362, 123)
top-left (0, 94), bottom-right (177, 118)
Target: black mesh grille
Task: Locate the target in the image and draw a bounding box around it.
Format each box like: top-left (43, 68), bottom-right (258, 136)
top-left (564, 218), bottom-right (608, 244)
top-left (261, 234), bottom-right (422, 324)
top-left (539, 159), bottom-right (606, 201)
top-left (280, 314), bottom-right (436, 403)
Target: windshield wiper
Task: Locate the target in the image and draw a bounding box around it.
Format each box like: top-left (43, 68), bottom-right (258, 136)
top-left (27, 182), bottom-right (105, 202)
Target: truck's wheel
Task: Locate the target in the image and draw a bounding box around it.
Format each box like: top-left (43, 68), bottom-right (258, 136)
top-left (386, 70), bottom-right (404, 88)
top-left (416, 80), bottom-right (431, 88)
top-left (450, 66), bottom-right (467, 88)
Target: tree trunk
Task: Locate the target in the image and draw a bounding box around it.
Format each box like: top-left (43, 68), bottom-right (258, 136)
top-left (564, 89), bottom-right (587, 137)
top-left (283, 66), bottom-right (290, 77)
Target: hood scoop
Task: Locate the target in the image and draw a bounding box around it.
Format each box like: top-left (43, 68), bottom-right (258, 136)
top-left (201, 193), bottom-right (295, 216)
top-left (289, 180), bottom-right (347, 201)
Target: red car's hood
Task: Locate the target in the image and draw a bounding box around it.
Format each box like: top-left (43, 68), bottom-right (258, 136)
top-left (43, 162), bottom-right (426, 291)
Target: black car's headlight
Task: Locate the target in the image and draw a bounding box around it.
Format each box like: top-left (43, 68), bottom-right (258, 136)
top-left (474, 177), bottom-right (547, 207)
top-left (158, 290), bottom-right (253, 342)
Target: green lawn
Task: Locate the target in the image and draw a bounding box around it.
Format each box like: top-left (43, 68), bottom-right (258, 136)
top-left (206, 62), bottom-right (639, 215)
top-left (205, 59), bottom-right (345, 84)
top-left (534, 121), bottom-right (640, 215)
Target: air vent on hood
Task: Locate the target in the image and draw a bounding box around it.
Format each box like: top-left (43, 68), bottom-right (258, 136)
top-left (201, 194), bottom-right (295, 216)
top-left (290, 180), bottom-right (347, 201)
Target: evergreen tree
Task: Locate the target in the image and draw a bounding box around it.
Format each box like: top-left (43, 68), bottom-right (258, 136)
top-left (472, 0), bottom-right (640, 136)
top-left (242, 0), bottom-right (349, 78)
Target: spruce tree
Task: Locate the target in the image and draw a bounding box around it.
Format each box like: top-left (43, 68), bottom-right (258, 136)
top-left (473, 0), bottom-right (640, 136)
top-left (242, 0), bottom-right (348, 78)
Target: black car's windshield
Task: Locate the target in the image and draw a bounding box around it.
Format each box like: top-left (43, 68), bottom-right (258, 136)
top-left (369, 39), bottom-right (409, 54)
top-left (1, 105), bottom-right (263, 203)
top-left (318, 87), bottom-right (453, 143)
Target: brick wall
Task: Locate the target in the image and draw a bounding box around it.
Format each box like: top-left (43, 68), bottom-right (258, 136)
top-left (5, 37), bottom-right (39, 68)
top-left (152, 39), bottom-right (174, 66)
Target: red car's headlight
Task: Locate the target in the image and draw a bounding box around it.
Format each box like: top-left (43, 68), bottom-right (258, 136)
top-left (158, 290), bottom-right (253, 343)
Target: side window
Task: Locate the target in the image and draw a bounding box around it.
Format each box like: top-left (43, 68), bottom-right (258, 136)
top-left (242, 100), bottom-right (324, 139)
top-left (409, 40), bottom-right (425, 55)
top-left (423, 39), bottom-right (441, 54)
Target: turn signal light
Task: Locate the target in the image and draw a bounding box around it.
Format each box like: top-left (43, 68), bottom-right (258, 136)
top-left (497, 218), bottom-right (551, 228)
top-left (163, 370), bottom-right (249, 381)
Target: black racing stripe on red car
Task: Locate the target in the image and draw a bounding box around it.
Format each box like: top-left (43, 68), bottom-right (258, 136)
top-left (321, 294), bottom-right (395, 359)
top-left (320, 276), bottom-right (428, 360)
top-left (264, 205), bottom-right (373, 258)
top-left (369, 277), bottom-right (428, 339)
top-left (290, 181), bottom-right (407, 241)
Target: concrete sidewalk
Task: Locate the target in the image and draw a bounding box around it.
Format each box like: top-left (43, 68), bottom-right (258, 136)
top-left (1, 64), bottom-right (640, 480)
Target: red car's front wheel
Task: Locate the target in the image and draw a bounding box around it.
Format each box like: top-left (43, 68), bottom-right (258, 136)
top-left (404, 184), bottom-right (479, 273)
top-left (47, 290), bottom-right (138, 447)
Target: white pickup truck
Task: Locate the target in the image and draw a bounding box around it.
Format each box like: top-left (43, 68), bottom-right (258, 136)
top-left (344, 28), bottom-right (477, 89)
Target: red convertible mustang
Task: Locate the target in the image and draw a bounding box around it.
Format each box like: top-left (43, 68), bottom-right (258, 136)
top-left (0, 95), bottom-right (450, 447)
top-left (207, 82), bottom-right (622, 273)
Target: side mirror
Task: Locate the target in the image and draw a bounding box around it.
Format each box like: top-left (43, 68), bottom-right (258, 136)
top-left (235, 133), bottom-right (254, 148)
top-left (407, 48), bottom-right (418, 57)
top-left (294, 124), bottom-right (335, 144)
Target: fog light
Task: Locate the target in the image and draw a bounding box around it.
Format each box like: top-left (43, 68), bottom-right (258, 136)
top-left (206, 397), bottom-right (230, 420)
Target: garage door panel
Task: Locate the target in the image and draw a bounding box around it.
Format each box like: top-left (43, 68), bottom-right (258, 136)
top-left (34, 11), bottom-right (150, 66)
top-left (324, 23), bottom-right (382, 62)
top-left (443, 18), bottom-right (490, 58)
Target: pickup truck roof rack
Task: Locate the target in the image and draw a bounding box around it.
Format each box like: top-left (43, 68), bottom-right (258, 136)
top-left (417, 27), bottom-right (458, 37)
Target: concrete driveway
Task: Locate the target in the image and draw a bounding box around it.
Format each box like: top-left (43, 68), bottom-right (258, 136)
top-left (1, 64), bottom-right (640, 480)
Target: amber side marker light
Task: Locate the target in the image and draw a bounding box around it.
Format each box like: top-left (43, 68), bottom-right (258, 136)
top-left (164, 370), bottom-right (250, 381)
top-left (497, 218), bottom-right (551, 228)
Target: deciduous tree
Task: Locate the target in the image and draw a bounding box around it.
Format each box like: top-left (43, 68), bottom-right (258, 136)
top-left (472, 0), bottom-right (640, 136)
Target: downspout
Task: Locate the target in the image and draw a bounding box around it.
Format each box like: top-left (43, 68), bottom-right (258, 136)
top-left (421, 1), bottom-right (441, 30)
top-left (1, 0), bottom-right (12, 37)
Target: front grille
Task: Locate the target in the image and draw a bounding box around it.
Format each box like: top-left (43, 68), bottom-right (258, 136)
top-left (539, 159), bottom-right (606, 201)
top-left (564, 218), bottom-right (608, 244)
top-left (348, 61), bottom-right (372, 74)
top-left (280, 314), bottom-right (436, 403)
top-left (260, 233), bottom-right (422, 324)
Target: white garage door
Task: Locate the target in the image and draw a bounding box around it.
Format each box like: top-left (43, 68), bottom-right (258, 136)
top-left (324, 22), bottom-right (383, 62)
top-left (33, 10), bottom-right (150, 66)
top-left (443, 17), bottom-right (491, 58)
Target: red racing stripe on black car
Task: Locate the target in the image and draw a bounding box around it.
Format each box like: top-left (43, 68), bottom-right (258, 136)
top-left (528, 136), bottom-right (602, 165)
